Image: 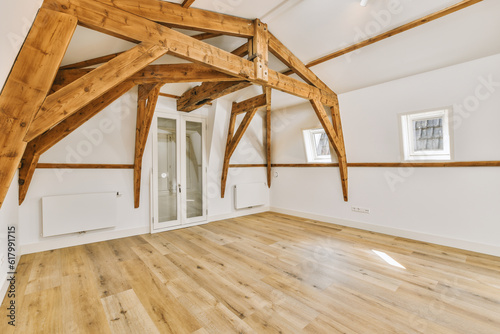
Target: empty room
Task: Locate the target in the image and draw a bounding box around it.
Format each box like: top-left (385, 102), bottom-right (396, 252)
top-left (1, 0), bottom-right (499, 332)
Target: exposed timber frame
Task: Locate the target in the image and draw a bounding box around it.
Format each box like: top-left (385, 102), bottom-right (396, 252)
top-left (221, 92), bottom-right (269, 197)
top-left (1, 0), bottom-right (476, 208)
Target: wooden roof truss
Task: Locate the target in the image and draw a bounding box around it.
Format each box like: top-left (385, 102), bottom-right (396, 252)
top-left (2, 0), bottom-right (479, 208)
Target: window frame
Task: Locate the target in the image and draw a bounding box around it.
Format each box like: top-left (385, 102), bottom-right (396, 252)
top-left (400, 107), bottom-right (453, 161)
top-left (302, 128), bottom-right (332, 163)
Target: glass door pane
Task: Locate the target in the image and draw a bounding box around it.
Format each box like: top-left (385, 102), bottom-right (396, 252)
top-left (185, 121), bottom-right (203, 219)
top-left (157, 117), bottom-right (178, 223)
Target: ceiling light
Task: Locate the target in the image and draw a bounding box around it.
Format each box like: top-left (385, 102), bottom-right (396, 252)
top-left (360, 0), bottom-right (368, 6)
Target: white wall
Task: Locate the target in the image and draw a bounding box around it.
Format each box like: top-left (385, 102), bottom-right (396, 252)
top-left (271, 53), bottom-right (500, 256)
top-left (19, 89), bottom-right (153, 253)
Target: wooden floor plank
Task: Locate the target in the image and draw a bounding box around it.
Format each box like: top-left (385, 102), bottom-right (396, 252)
top-left (2, 212), bottom-right (499, 333)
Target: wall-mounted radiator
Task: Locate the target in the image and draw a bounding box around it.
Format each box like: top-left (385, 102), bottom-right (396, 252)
top-left (234, 183), bottom-right (267, 209)
top-left (41, 192), bottom-right (117, 237)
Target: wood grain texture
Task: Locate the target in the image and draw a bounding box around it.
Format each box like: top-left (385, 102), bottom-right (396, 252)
top-left (0, 8), bottom-right (77, 208)
top-left (26, 42), bottom-right (167, 142)
top-left (134, 84), bottom-right (162, 208)
top-left (232, 94), bottom-right (267, 115)
top-left (310, 98), bottom-right (348, 201)
top-left (36, 164), bottom-right (134, 169)
top-left (265, 87), bottom-right (272, 188)
top-left (19, 81), bottom-right (136, 205)
top-left (2, 212), bottom-right (499, 333)
top-left (95, 0), bottom-right (254, 37)
top-left (228, 162), bottom-right (500, 168)
top-left (220, 113), bottom-right (237, 198)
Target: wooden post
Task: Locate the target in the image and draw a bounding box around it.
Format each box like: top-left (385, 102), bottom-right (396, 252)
top-left (265, 87), bottom-right (272, 188)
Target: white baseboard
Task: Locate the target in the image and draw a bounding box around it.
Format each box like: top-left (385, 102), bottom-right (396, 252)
top-left (20, 226), bottom-right (150, 255)
top-left (270, 206), bottom-right (500, 257)
top-left (150, 220), bottom-right (209, 234)
top-left (209, 206), bottom-right (270, 223)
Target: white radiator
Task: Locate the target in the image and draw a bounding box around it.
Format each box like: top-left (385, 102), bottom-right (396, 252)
top-left (41, 192), bottom-right (117, 237)
top-left (234, 183), bottom-right (267, 209)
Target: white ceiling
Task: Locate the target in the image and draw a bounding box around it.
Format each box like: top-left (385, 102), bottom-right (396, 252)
top-left (60, 0), bottom-right (500, 109)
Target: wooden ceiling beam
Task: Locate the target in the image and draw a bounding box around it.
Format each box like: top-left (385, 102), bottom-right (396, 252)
top-left (44, 0), bottom-right (337, 106)
top-left (52, 63), bottom-right (245, 93)
top-left (93, 0), bottom-right (254, 37)
top-left (231, 94), bottom-right (267, 115)
top-left (0, 8), bottom-right (77, 208)
top-left (176, 42), bottom-right (250, 112)
top-left (298, 0), bottom-right (484, 70)
top-left (134, 83), bottom-right (162, 208)
top-left (19, 80), bottom-right (136, 204)
top-left (25, 42), bottom-right (168, 142)
top-left (269, 32), bottom-right (332, 93)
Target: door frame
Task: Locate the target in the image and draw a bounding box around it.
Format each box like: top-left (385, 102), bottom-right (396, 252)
top-left (151, 111), bottom-right (208, 233)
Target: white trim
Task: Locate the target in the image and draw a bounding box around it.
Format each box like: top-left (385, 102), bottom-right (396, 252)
top-left (19, 226), bottom-right (150, 255)
top-left (269, 207), bottom-right (500, 257)
top-left (400, 107), bottom-right (453, 161)
top-left (150, 219), bottom-right (209, 234)
top-left (208, 206), bottom-right (270, 223)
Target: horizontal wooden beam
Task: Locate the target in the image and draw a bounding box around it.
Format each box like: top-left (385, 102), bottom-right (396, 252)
top-left (45, 0), bottom-right (337, 106)
top-left (159, 93), bottom-right (180, 99)
top-left (228, 161), bottom-right (500, 168)
top-left (36, 164), bottom-right (134, 169)
top-left (178, 81), bottom-right (252, 112)
top-left (94, 0), bottom-right (254, 37)
top-left (231, 94), bottom-right (267, 115)
top-left (304, 0), bottom-right (484, 69)
top-left (53, 64), bottom-right (244, 93)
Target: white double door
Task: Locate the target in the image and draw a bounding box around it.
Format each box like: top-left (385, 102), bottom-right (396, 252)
top-left (152, 112), bottom-right (207, 231)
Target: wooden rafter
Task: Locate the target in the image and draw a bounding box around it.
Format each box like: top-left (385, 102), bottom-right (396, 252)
top-left (181, 0), bottom-right (196, 8)
top-left (134, 83), bottom-right (162, 208)
top-left (52, 63), bottom-right (246, 93)
top-left (25, 42), bottom-right (167, 142)
top-left (94, 0), bottom-right (254, 37)
top-left (287, 0), bottom-right (483, 72)
top-left (221, 93), bottom-right (268, 197)
top-left (178, 81), bottom-right (252, 112)
top-left (231, 94), bottom-right (267, 115)
top-left (58, 32), bottom-right (219, 71)
top-left (44, 0), bottom-right (337, 105)
top-left (310, 98), bottom-right (348, 201)
top-left (19, 81), bottom-right (136, 204)
top-left (177, 42), bottom-right (250, 112)
top-left (0, 8), bottom-right (77, 208)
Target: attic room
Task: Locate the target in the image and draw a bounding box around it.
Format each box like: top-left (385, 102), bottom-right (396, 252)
top-left (1, 0), bottom-right (499, 332)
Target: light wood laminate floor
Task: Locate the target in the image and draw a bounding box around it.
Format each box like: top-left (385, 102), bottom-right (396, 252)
top-left (1, 212), bottom-right (499, 333)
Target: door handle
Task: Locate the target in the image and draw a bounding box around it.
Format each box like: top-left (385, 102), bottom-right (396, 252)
top-left (178, 184), bottom-right (182, 193)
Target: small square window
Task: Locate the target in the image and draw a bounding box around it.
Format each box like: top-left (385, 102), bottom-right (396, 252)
top-left (303, 128), bottom-right (332, 163)
top-left (401, 108), bottom-right (452, 161)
